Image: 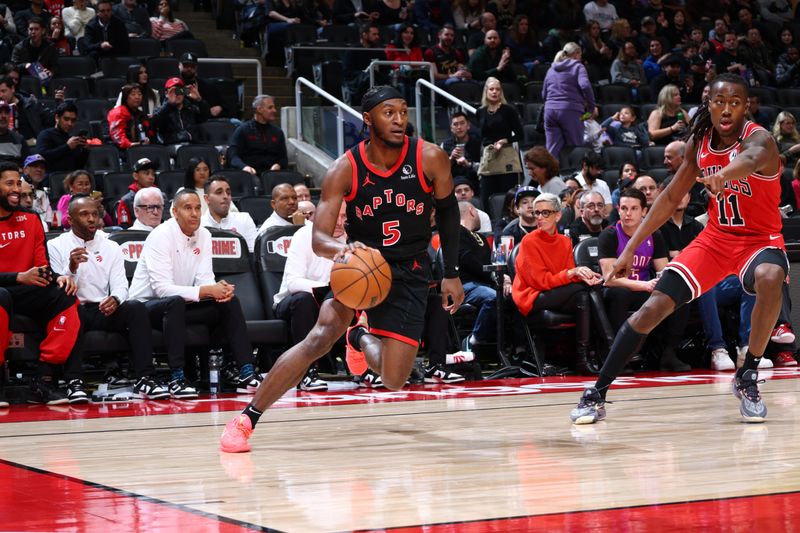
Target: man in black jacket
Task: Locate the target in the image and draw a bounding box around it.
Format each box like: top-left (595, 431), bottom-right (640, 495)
top-left (112, 0), bottom-right (151, 38)
top-left (150, 77), bottom-right (209, 145)
top-left (228, 94), bottom-right (287, 176)
top-left (35, 102), bottom-right (88, 172)
top-left (0, 75), bottom-right (45, 145)
top-left (178, 52), bottom-right (226, 118)
top-left (11, 18), bottom-right (58, 78)
top-left (81, 0), bottom-right (130, 59)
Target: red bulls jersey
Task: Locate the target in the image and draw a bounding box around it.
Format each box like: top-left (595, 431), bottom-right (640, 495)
top-left (696, 120), bottom-right (782, 237)
top-left (344, 136), bottom-right (434, 261)
top-left (0, 210), bottom-right (47, 271)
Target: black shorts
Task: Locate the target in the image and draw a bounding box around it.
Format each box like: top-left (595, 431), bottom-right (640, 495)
top-left (365, 254), bottom-right (430, 347)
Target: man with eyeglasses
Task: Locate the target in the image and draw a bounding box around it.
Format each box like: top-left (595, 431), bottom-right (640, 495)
top-left (130, 186), bottom-right (164, 232)
top-left (117, 157), bottom-right (161, 228)
top-left (574, 152), bottom-right (611, 215)
top-left (568, 190), bottom-right (608, 246)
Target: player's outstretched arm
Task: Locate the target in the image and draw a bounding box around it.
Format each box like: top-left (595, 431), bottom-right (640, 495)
top-left (312, 154), bottom-right (360, 261)
top-left (606, 137), bottom-right (701, 281)
top-left (696, 130), bottom-right (780, 195)
top-left (422, 141), bottom-right (464, 313)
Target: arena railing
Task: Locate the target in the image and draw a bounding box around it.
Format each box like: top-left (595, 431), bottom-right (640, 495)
top-left (295, 76), bottom-right (363, 156)
top-left (414, 78), bottom-right (476, 144)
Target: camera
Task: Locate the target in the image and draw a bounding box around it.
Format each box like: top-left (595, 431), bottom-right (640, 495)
top-left (173, 87), bottom-right (186, 96)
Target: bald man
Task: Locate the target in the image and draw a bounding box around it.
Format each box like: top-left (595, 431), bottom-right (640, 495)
top-left (257, 182), bottom-right (306, 235)
top-left (633, 175), bottom-right (659, 208)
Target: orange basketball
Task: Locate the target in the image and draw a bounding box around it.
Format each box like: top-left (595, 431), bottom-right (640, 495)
top-left (330, 248), bottom-right (392, 310)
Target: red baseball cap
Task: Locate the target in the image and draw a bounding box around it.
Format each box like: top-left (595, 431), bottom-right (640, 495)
top-left (164, 77), bottom-right (184, 90)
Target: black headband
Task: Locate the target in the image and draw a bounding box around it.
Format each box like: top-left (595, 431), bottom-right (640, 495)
top-left (362, 86), bottom-right (404, 112)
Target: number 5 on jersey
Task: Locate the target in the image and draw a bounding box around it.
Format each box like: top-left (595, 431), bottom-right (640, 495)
top-left (382, 220), bottom-right (401, 246)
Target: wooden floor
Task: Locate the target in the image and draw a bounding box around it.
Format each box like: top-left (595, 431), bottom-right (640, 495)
top-left (3, 370), bottom-right (800, 531)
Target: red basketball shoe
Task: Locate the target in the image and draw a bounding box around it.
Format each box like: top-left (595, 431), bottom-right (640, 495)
top-left (220, 414), bottom-right (253, 453)
top-left (346, 312), bottom-right (369, 376)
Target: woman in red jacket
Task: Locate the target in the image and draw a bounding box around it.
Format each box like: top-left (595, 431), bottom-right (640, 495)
top-left (512, 192), bottom-right (602, 374)
top-left (107, 83), bottom-right (152, 151)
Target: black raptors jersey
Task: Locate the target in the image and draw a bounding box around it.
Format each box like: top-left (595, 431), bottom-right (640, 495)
top-left (344, 136), bottom-right (433, 261)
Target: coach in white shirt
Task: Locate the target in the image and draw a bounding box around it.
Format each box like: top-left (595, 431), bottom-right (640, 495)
top-left (48, 195), bottom-right (169, 400)
top-left (129, 189), bottom-right (260, 399)
top-left (257, 182), bottom-right (306, 236)
top-left (201, 176), bottom-right (257, 252)
top-left (129, 187), bottom-right (164, 232)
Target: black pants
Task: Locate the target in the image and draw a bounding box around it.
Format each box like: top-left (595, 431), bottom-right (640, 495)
top-left (603, 286), bottom-right (650, 333)
top-left (422, 291), bottom-right (451, 366)
top-left (144, 296), bottom-right (254, 371)
top-left (532, 283), bottom-right (591, 356)
top-left (79, 300), bottom-right (154, 379)
top-left (274, 292), bottom-right (319, 345)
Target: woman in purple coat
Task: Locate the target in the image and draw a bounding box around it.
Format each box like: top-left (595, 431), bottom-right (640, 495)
top-left (541, 42), bottom-right (596, 158)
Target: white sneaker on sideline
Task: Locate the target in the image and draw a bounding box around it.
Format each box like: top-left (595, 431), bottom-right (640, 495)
top-left (711, 348), bottom-right (735, 371)
top-left (737, 345), bottom-right (773, 369)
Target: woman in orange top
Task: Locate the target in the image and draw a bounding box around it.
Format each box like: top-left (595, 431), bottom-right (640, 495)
top-left (512, 192), bottom-right (602, 374)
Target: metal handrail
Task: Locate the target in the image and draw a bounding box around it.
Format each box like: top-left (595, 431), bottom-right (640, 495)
top-left (366, 60), bottom-right (434, 88)
top-left (295, 76), bottom-right (362, 156)
top-left (198, 57), bottom-right (262, 96)
top-left (414, 78), bottom-right (477, 143)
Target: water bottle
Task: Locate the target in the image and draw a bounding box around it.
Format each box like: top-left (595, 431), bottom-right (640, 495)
top-left (209, 350), bottom-right (221, 394)
top-left (494, 243), bottom-right (506, 265)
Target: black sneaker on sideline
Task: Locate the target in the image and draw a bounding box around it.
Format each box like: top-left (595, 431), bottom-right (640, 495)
top-left (133, 376), bottom-right (170, 400)
top-left (29, 378), bottom-right (69, 405)
top-left (359, 369), bottom-right (384, 388)
top-left (235, 373), bottom-right (262, 394)
top-left (66, 379), bottom-right (90, 404)
top-left (424, 364), bottom-right (465, 384)
top-left (297, 368), bottom-right (328, 391)
top-left (104, 372), bottom-right (132, 389)
top-left (168, 378), bottom-right (199, 399)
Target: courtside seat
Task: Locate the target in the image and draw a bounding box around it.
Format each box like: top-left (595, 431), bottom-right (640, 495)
top-left (254, 225), bottom-right (302, 321)
top-left (209, 229), bottom-right (287, 346)
top-left (6, 314), bottom-right (42, 363)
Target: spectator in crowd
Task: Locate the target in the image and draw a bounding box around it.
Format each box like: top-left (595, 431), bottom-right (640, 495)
top-left (511, 192), bottom-right (603, 374)
top-left (524, 145), bottom-right (565, 195)
top-left (374, 0), bottom-right (410, 29)
top-left (453, 177), bottom-right (491, 231)
top-left (108, 83), bottom-right (152, 150)
top-left (467, 29), bottom-right (516, 83)
top-left (453, 0), bottom-right (484, 32)
top-left (271, 203), bottom-right (349, 392)
top-left (179, 52), bottom-right (225, 119)
top-left (178, 157), bottom-right (234, 215)
top-left (257, 182), bottom-right (305, 235)
top-left (149, 0), bottom-right (191, 41)
top-left (56, 169), bottom-right (93, 229)
top-left (642, 37), bottom-right (665, 82)
top-left (610, 41), bottom-right (645, 100)
top-left (458, 200), bottom-right (504, 350)
top-left (568, 190), bottom-right (608, 245)
top-left (425, 24), bottom-right (473, 88)
top-left (117, 64), bottom-right (160, 115)
top-left (542, 42), bottom-right (596, 158)
top-left (715, 31), bottom-right (751, 81)
top-left (116, 158), bottom-right (157, 228)
top-left (600, 106), bottom-right (650, 151)
top-left (501, 185), bottom-right (538, 245)
top-left (19, 177), bottom-right (48, 231)
top-left (47, 16), bottom-right (73, 57)
top-left (579, 20), bottom-right (613, 71)
top-left (129, 189), bottom-right (261, 399)
top-left (0, 98), bottom-right (29, 165)
top-left (332, 0), bottom-right (379, 26)
top-left (81, 0), bottom-right (130, 59)
top-left (62, 0), bottom-right (94, 39)
top-left (707, 18), bottom-right (727, 55)
top-left (607, 17), bottom-right (633, 53)
top-left (774, 111), bottom-right (800, 170)
top-left (113, 0), bottom-right (151, 38)
top-left (342, 23), bottom-right (382, 105)
top-left (466, 11), bottom-right (497, 56)
top-left (293, 182), bottom-right (311, 202)
top-left (49, 194), bottom-right (170, 400)
top-left (130, 186), bottom-right (164, 232)
top-left (608, 160), bottom-right (638, 223)
top-left (740, 27), bottom-right (774, 86)
top-left (385, 24), bottom-right (424, 100)
top-left (0, 162), bottom-right (83, 406)
top-left (21, 154), bottom-right (51, 224)
top-left (776, 45), bottom-right (800, 88)
top-left (200, 176), bottom-right (257, 252)
top-left (583, 0), bottom-right (617, 32)
top-left (0, 75), bottom-right (46, 147)
top-left (574, 152), bottom-right (611, 210)
top-left (414, 0), bottom-right (453, 31)
top-left (647, 84), bottom-right (688, 146)
top-left (151, 77), bottom-right (209, 145)
top-left (15, 0), bottom-right (52, 38)
top-left (632, 174), bottom-right (659, 209)
top-left (747, 95), bottom-right (772, 130)
top-left (487, 0), bottom-right (514, 31)
top-left (297, 200), bottom-right (315, 221)
top-left (12, 18), bottom-right (58, 83)
top-left (778, 27), bottom-right (795, 57)
top-left (663, 7), bottom-right (689, 49)
top-left (505, 15), bottom-right (542, 74)
top-left (476, 77), bottom-right (523, 209)
top-left (494, 185), bottom-right (519, 233)
top-left (650, 53), bottom-right (694, 103)
top-left (229, 95), bottom-right (287, 176)
top-left (36, 101), bottom-right (89, 172)
top-left (441, 111), bottom-right (481, 183)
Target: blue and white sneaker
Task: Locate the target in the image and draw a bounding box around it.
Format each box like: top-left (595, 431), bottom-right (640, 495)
top-left (732, 370), bottom-right (767, 422)
top-left (570, 387), bottom-right (606, 425)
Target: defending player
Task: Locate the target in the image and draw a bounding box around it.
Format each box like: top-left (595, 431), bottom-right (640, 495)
top-left (220, 86), bottom-right (464, 452)
top-left (571, 73), bottom-right (787, 424)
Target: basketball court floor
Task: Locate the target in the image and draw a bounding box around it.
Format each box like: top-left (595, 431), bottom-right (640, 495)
top-left (3, 369), bottom-right (800, 532)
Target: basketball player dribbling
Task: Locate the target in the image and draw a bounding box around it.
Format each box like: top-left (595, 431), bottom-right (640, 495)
top-left (571, 73), bottom-right (788, 424)
top-left (220, 86), bottom-right (465, 453)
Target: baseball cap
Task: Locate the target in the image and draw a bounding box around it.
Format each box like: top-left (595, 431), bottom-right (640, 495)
top-left (453, 177), bottom-right (473, 190)
top-left (179, 52), bottom-right (197, 64)
top-left (134, 158), bottom-right (154, 172)
top-left (514, 185), bottom-right (540, 206)
top-left (164, 77), bottom-right (184, 90)
top-left (23, 154), bottom-right (46, 167)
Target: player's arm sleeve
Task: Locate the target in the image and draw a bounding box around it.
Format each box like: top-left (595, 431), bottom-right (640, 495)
top-left (435, 194), bottom-right (460, 278)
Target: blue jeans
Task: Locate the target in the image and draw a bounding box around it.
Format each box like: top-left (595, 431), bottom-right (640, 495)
top-left (697, 275), bottom-right (755, 349)
top-left (462, 281), bottom-right (497, 343)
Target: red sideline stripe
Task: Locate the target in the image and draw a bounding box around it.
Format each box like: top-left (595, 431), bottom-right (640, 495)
top-left (358, 490), bottom-right (800, 532)
top-left (0, 459), bottom-right (272, 532)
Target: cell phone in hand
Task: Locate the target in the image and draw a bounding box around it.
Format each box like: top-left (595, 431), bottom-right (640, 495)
top-left (78, 129), bottom-right (88, 138)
